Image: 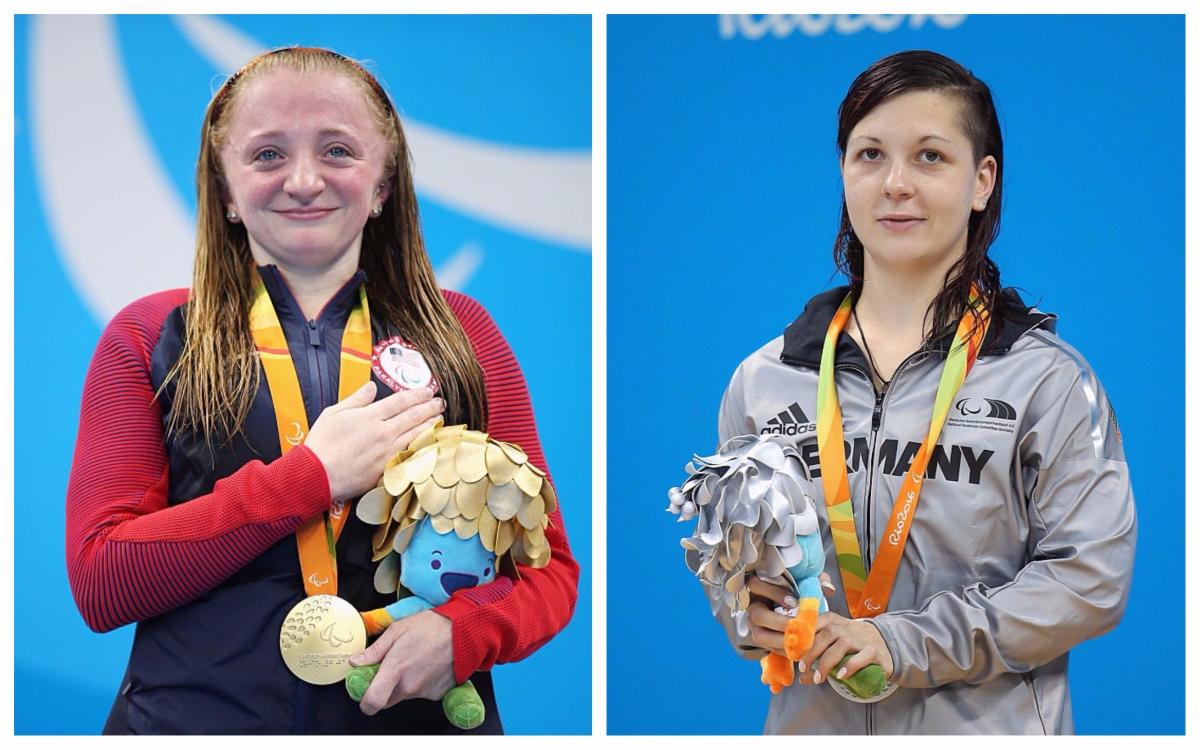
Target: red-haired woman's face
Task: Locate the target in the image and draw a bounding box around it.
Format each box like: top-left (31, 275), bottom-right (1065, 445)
top-left (841, 90), bottom-right (995, 279)
top-left (218, 68), bottom-right (390, 274)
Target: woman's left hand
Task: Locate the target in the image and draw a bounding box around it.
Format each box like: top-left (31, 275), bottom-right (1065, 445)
top-left (796, 612), bottom-right (894, 686)
top-left (349, 610), bottom-right (456, 715)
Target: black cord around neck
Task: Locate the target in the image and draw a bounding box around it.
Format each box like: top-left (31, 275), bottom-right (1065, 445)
top-left (852, 307), bottom-right (891, 389)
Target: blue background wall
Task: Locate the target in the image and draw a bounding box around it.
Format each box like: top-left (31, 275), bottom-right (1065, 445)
top-left (607, 14), bottom-right (1183, 734)
top-left (14, 15), bottom-right (590, 734)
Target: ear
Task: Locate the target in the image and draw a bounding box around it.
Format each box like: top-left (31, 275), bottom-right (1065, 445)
top-left (973, 155), bottom-right (998, 212)
top-left (375, 179), bottom-right (391, 205)
top-left (214, 174), bottom-right (237, 216)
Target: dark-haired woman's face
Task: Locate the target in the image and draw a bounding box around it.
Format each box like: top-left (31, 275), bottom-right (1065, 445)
top-left (841, 90), bottom-right (995, 278)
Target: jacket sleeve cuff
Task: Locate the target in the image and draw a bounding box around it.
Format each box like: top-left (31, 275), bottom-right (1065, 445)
top-left (280, 445), bottom-right (333, 517)
top-left (866, 614), bottom-right (907, 685)
top-left (432, 576), bottom-right (516, 683)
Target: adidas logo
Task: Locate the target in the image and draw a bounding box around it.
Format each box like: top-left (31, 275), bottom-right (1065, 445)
top-left (761, 402), bottom-right (816, 436)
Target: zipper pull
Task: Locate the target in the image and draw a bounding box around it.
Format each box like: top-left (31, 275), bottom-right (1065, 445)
top-left (308, 319), bottom-right (321, 348)
top-left (871, 388), bottom-right (885, 432)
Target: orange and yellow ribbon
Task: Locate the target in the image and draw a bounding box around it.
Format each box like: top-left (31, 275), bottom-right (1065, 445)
top-left (816, 287), bottom-right (989, 618)
top-left (249, 268), bottom-right (373, 597)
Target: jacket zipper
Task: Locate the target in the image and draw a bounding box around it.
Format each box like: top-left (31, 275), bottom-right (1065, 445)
top-left (788, 348), bottom-right (931, 733)
top-left (271, 269), bottom-right (361, 420)
top-left (306, 318), bottom-right (326, 414)
top-left (866, 376), bottom-right (883, 737)
top-left (845, 351), bottom-right (926, 735)
top-left (301, 275), bottom-right (363, 415)
top-left (266, 268), bottom-right (358, 732)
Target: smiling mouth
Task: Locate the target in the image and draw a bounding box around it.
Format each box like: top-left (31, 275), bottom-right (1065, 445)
top-left (440, 571), bottom-right (480, 595)
top-left (878, 217), bottom-right (924, 229)
top-left (276, 208), bottom-right (337, 219)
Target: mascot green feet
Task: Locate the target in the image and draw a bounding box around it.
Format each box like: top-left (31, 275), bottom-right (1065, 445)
top-left (345, 665), bottom-right (485, 731)
top-left (442, 681), bottom-right (485, 730)
top-left (833, 656), bottom-right (887, 699)
top-left (344, 664), bottom-right (379, 702)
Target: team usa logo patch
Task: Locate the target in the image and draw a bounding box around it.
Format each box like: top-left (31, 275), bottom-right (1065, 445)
top-left (371, 336), bottom-right (440, 395)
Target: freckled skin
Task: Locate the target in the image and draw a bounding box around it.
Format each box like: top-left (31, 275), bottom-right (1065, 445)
top-left (217, 69), bottom-right (391, 275)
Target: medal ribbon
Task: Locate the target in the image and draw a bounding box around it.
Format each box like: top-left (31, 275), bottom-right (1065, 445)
top-left (249, 268), bottom-right (373, 597)
top-left (816, 286), bottom-right (989, 618)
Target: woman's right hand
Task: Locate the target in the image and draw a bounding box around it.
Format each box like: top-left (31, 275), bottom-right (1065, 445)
top-left (746, 572), bottom-right (835, 657)
top-left (304, 382), bottom-right (445, 503)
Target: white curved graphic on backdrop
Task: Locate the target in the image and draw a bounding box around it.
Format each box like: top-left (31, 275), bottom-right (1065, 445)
top-left (31, 15), bottom-right (195, 322)
top-left (174, 15), bottom-right (591, 250)
top-left (30, 16), bottom-right (584, 324)
top-left (437, 243), bottom-right (484, 291)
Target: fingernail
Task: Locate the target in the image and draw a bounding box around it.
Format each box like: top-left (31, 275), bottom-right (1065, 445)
top-left (836, 667), bottom-right (847, 680)
top-left (813, 669), bottom-right (822, 684)
top-left (784, 596), bottom-right (797, 607)
top-left (796, 660), bottom-right (806, 673)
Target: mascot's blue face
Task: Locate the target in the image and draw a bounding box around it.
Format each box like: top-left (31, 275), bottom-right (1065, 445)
top-left (400, 518), bottom-right (497, 605)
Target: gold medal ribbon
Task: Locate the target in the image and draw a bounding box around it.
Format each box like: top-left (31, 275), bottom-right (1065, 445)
top-left (249, 267), bottom-right (373, 597)
top-left (817, 286), bottom-right (990, 618)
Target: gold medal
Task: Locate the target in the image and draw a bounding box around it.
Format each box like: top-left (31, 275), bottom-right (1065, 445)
top-left (252, 273), bottom-right (373, 682)
top-left (279, 595), bottom-right (367, 685)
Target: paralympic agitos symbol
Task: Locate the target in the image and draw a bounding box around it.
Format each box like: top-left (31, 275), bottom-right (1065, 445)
top-left (955, 397), bottom-right (1017, 420)
top-left (320, 622), bottom-right (354, 648)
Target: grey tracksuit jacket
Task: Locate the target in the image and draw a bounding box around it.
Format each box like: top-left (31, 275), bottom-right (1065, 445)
top-left (714, 286), bottom-right (1136, 734)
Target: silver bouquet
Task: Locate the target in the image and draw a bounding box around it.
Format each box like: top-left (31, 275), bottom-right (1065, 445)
top-left (667, 434), bottom-right (820, 638)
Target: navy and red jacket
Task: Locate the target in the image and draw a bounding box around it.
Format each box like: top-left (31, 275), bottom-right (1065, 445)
top-left (65, 266), bottom-right (578, 734)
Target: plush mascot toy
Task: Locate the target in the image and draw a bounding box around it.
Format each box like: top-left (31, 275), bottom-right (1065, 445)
top-left (346, 420), bottom-right (556, 729)
top-left (667, 434), bottom-right (886, 700)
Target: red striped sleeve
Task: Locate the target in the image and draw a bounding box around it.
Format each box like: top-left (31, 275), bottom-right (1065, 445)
top-left (64, 290), bottom-right (333, 633)
top-left (433, 291), bottom-right (580, 682)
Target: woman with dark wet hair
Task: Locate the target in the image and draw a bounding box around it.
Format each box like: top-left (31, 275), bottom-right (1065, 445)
top-left (716, 50), bottom-right (1135, 734)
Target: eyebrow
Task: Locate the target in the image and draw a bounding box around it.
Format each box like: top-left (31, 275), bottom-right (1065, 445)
top-left (243, 127), bottom-right (360, 142)
top-left (851, 134), bottom-right (954, 145)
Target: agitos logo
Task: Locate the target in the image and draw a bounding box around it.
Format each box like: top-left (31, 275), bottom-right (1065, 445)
top-left (954, 397), bottom-right (1016, 420)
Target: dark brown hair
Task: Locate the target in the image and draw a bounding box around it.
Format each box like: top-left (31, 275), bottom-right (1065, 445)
top-left (163, 47), bottom-right (488, 443)
top-left (834, 50), bottom-right (1003, 338)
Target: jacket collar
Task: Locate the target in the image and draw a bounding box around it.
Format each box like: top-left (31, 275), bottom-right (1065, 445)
top-left (258, 264), bottom-right (367, 325)
top-left (780, 285), bottom-right (1057, 369)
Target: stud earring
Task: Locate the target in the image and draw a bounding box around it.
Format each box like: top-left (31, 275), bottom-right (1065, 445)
top-left (370, 204), bottom-right (383, 218)
top-left (226, 208), bottom-right (240, 222)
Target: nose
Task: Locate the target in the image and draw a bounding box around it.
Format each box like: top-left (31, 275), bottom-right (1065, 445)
top-left (283, 154), bottom-right (325, 202)
top-left (883, 162), bottom-right (914, 201)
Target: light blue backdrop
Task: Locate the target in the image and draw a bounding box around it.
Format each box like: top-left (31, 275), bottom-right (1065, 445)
top-left (607, 14), bottom-right (1183, 734)
top-left (14, 14), bottom-right (590, 735)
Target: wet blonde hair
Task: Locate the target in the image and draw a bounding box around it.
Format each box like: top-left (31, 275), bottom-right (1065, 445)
top-left (163, 47), bottom-right (487, 443)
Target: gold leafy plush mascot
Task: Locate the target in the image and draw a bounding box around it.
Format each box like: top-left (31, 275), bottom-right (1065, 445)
top-left (346, 419), bottom-right (556, 729)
